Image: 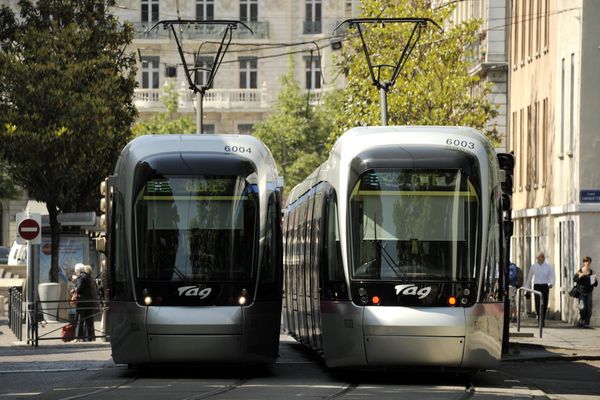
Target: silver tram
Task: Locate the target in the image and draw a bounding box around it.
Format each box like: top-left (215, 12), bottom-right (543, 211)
top-left (100, 134), bottom-right (283, 365)
top-left (282, 126), bottom-right (509, 370)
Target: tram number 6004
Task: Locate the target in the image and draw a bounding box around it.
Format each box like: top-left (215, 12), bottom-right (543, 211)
top-left (225, 145), bottom-right (252, 154)
top-left (446, 138), bottom-right (475, 150)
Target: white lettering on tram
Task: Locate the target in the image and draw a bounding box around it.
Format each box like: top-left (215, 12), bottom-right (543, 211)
top-left (394, 284), bottom-right (431, 299)
top-left (177, 286), bottom-right (212, 298)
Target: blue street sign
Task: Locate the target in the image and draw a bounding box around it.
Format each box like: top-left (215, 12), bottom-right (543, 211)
top-left (580, 190), bottom-right (600, 203)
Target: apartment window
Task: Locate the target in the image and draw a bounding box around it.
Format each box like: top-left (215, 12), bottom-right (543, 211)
top-left (513, 0), bottom-right (519, 68)
top-left (542, 98), bottom-right (548, 186)
top-left (238, 123), bottom-right (254, 135)
top-left (526, 105), bottom-right (531, 191)
top-left (196, 0), bottom-right (214, 20)
top-left (519, 109), bottom-right (524, 190)
top-left (560, 58), bottom-right (565, 157)
top-left (521, 0), bottom-right (526, 64)
top-left (536, 0), bottom-right (542, 55)
top-left (305, 55), bottom-right (321, 90)
top-left (304, 0), bottom-right (322, 34)
top-left (203, 124), bottom-right (215, 134)
top-left (569, 53), bottom-right (575, 157)
top-left (533, 101), bottom-right (539, 187)
top-left (194, 56), bottom-right (213, 88)
top-left (544, 0), bottom-right (549, 50)
top-left (511, 111), bottom-right (517, 152)
top-left (528, 0), bottom-right (533, 60)
top-left (240, 0), bottom-right (258, 22)
top-left (239, 57), bottom-right (257, 89)
top-left (141, 0), bottom-right (159, 24)
top-left (345, 1), bottom-right (353, 18)
top-left (141, 56), bottom-right (160, 89)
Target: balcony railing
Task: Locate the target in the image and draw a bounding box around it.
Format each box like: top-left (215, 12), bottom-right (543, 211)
top-left (132, 21), bottom-right (269, 40)
top-left (134, 87), bottom-right (269, 111)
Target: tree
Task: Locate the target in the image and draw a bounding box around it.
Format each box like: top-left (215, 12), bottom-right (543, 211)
top-left (133, 79), bottom-right (196, 136)
top-left (253, 71), bottom-right (332, 192)
top-left (328, 0), bottom-right (499, 147)
top-left (0, 162), bottom-right (20, 200)
top-left (0, 0), bottom-right (137, 282)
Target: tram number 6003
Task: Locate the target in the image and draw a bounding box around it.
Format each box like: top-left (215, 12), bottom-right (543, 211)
top-left (446, 138), bottom-right (475, 150)
top-left (225, 145), bottom-right (252, 154)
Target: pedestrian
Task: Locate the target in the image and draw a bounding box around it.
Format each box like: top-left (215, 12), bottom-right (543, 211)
top-left (508, 262), bottom-right (522, 322)
top-left (71, 263), bottom-right (96, 341)
top-left (525, 252), bottom-right (555, 326)
top-left (573, 256), bottom-right (598, 328)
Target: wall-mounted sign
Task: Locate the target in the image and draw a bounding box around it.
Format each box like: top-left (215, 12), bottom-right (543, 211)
top-left (580, 190), bottom-right (600, 203)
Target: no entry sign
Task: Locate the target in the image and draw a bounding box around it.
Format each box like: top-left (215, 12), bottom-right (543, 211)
top-left (19, 218), bottom-right (40, 241)
top-left (16, 212), bottom-right (42, 244)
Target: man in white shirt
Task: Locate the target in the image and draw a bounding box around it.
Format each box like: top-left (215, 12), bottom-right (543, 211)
top-left (526, 252), bottom-right (555, 326)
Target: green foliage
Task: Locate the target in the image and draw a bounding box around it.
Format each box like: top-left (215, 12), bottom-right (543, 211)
top-left (133, 79), bottom-right (196, 135)
top-left (328, 0), bottom-right (499, 147)
top-left (0, 0), bottom-right (137, 281)
top-left (253, 72), bottom-right (332, 192)
top-left (0, 162), bottom-right (20, 200)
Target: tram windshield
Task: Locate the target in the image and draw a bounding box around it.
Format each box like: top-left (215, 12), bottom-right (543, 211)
top-left (134, 175), bottom-right (258, 282)
top-left (350, 169), bottom-right (480, 281)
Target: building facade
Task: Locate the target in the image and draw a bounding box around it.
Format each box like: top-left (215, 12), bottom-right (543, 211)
top-left (116, 0), bottom-right (359, 133)
top-left (509, 0), bottom-right (600, 326)
top-left (0, 0), bottom-right (360, 245)
top-left (447, 0), bottom-right (510, 152)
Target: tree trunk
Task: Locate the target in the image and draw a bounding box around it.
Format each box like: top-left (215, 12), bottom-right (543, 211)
top-left (47, 203), bottom-right (61, 283)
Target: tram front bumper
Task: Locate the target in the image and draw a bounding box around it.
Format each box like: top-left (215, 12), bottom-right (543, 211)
top-left (146, 306), bottom-right (243, 363)
top-left (362, 306), bottom-right (466, 367)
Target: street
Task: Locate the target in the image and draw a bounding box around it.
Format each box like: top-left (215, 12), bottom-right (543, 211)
top-left (1, 334), bottom-right (599, 400)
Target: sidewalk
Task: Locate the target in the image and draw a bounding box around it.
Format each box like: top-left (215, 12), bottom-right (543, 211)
top-left (2, 316), bottom-right (599, 362)
top-left (504, 317), bottom-right (600, 362)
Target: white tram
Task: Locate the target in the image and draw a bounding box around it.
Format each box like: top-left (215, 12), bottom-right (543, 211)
top-left (101, 134), bottom-right (283, 365)
top-left (282, 126), bottom-right (509, 370)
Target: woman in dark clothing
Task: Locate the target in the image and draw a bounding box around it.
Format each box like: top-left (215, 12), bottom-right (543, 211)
top-left (574, 256), bottom-right (598, 328)
top-left (72, 264), bottom-right (96, 341)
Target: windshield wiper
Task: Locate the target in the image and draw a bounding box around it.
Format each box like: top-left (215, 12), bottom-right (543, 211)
top-left (373, 212), bottom-right (405, 278)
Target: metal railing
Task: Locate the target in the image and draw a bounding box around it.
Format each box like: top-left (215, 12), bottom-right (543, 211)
top-left (516, 286), bottom-right (544, 338)
top-left (8, 286), bottom-right (23, 342)
top-left (31, 299), bottom-right (107, 347)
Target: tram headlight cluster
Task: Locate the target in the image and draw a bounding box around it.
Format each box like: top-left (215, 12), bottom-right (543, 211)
top-left (238, 288), bottom-right (249, 306)
top-left (142, 288), bottom-right (152, 306)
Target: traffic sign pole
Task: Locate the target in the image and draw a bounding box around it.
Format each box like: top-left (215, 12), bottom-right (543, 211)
top-left (16, 210), bottom-right (41, 346)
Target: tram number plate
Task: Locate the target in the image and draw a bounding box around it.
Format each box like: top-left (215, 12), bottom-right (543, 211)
top-left (224, 145), bottom-right (252, 154)
top-left (445, 138), bottom-right (475, 150)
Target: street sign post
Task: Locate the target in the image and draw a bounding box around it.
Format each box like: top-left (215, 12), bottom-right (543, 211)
top-left (16, 211), bottom-right (41, 345)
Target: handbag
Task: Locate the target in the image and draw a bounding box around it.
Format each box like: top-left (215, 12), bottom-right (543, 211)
top-left (568, 285), bottom-right (580, 298)
top-left (68, 291), bottom-right (78, 307)
top-left (61, 323), bottom-right (76, 342)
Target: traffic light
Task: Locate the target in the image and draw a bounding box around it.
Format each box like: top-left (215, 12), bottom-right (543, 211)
top-left (497, 153), bottom-right (514, 195)
top-left (497, 152), bottom-right (515, 237)
top-left (96, 177), bottom-right (112, 253)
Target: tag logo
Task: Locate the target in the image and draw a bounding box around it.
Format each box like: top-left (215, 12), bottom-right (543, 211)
top-left (394, 284), bottom-right (431, 299)
top-left (177, 286), bottom-right (212, 298)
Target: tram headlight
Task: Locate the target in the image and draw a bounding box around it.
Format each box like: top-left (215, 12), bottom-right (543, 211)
top-left (142, 288), bottom-right (152, 306)
top-left (238, 288), bottom-right (248, 306)
top-left (358, 287), bottom-right (368, 305)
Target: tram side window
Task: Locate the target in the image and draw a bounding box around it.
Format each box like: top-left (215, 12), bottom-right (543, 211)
top-left (322, 189), bottom-right (347, 300)
top-left (481, 193), bottom-right (501, 302)
top-left (257, 192), bottom-right (282, 300)
top-left (111, 192), bottom-right (133, 300)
